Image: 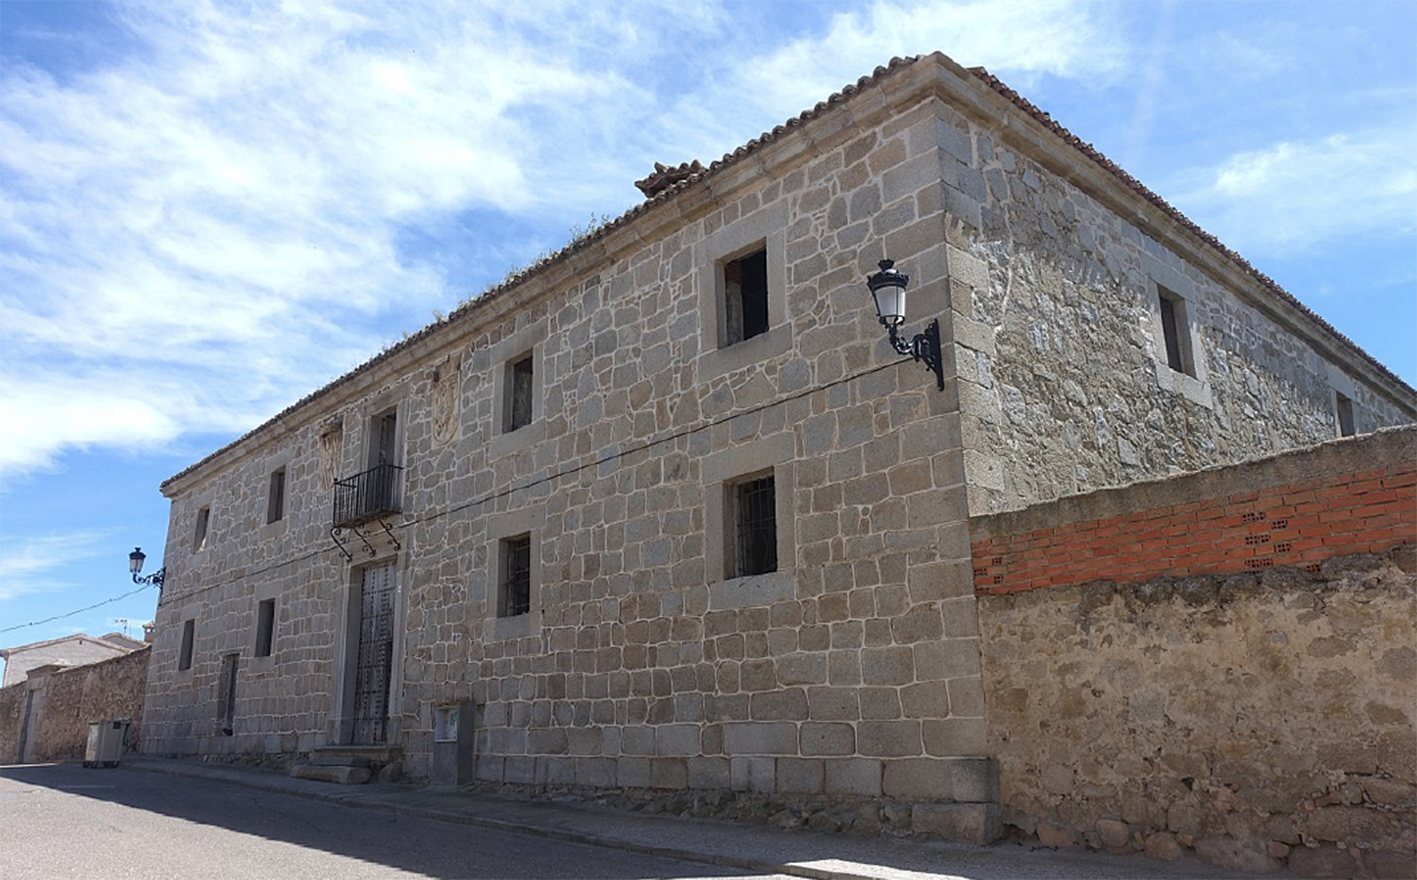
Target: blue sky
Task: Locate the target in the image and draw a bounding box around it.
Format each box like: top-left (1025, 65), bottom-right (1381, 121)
top-left (1, 1), bottom-right (1414, 653)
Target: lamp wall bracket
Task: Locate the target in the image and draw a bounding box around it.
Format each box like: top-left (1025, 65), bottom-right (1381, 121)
top-left (885, 318), bottom-right (945, 390)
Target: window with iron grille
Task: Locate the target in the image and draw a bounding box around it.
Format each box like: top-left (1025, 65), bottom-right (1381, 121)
top-left (178, 619), bottom-right (195, 671)
top-left (722, 247), bottom-right (769, 346)
top-left (506, 354), bottom-right (534, 432)
top-left (732, 474), bottom-right (777, 577)
top-left (500, 534), bottom-right (532, 617)
top-left (266, 468), bottom-right (286, 524)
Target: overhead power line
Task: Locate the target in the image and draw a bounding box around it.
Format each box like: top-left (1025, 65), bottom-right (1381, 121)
top-left (0, 582), bottom-right (157, 635)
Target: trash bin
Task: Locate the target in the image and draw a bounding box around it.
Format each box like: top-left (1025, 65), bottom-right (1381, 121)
top-left (83, 719), bottom-right (130, 768)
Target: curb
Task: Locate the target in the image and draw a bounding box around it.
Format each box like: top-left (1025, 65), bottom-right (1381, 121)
top-left (126, 759), bottom-right (885, 880)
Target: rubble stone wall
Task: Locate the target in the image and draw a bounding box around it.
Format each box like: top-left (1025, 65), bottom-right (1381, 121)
top-left (0, 680), bottom-right (22, 762)
top-left (972, 430), bottom-right (1417, 878)
top-left (0, 647), bottom-right (150, 763)
top-left (938, 96), bottom-right (1415, 515)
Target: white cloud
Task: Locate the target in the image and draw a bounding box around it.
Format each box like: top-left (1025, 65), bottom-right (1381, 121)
top-left (0, 0), bottom-right (1121, 481)
top-left (0, 2), bottom-right (661, 480)
top-left (0, 529), bottom-right (114, 602)
top-left (758, 0), bottom-right (1122, 96)
top-left (1171, 122), bottom-right (1417, 253)
top-left (652, 0), bottom-right (1126, 165)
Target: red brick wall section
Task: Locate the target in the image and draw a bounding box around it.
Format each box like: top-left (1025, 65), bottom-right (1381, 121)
top-left (973, 463), bottom-right (1416, 596)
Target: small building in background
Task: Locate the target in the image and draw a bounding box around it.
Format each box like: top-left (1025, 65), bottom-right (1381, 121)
top-left (0, 633), bottom-right (140, 688)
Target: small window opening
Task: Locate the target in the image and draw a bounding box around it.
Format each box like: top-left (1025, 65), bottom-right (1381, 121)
top-left (193, 506), bottom-right (210, 552)
top-left (255, 599), bottom-right (276, 658)
top-left (731, 473), bottom-right (777, 578)
top-left (723, 248), bottom-right (769, 346)
top-left (500, 534), bottom-right (532, 617)
top-left (369, 410), bottom-right (398, 467)
top-left (218, 653), bottom-right (238, 736)
top-left (506, 354), bottom-right (534, 433)
top-left (178, 619), bottom-right (195, 671)
top-left (266, 468), bottom-right (286, 524)
top-left (1335, 391), bottom-right (1356, 437)
top-left (1158, 288), bottom-right (1194, 377)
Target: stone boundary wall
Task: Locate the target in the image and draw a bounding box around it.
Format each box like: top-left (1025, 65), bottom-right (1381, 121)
top-left (0, 680), bottom-right (22, 762)
top-left (969, 430), bottom-right (1416, 878)
top-left (972, 427), bottom-right (1416, 595)
top-left (0, 647), bottom-right (149, 764)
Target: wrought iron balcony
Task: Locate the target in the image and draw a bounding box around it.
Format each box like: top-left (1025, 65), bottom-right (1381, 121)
top-left (332, 463), bottom-right (403, 530)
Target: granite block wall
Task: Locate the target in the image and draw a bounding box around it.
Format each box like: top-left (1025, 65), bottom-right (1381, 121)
top-left (144, 64), bottom-right (995, 809)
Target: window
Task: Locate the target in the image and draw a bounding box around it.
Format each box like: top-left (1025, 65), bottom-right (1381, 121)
top-left (218, 653), bottom-right (238, 736)
top-left (505, 354), bottom-right (534, 433)
top-left (695, 202), bottom-right (790, 381)
top-left (178, 619), bottom-right (195, 671)
top-left (193, 506), bottom-right (210, 552)
top-left (266, 468), bottom-right (286, 524)
top-left (1335, 391), bottom-right (1356, 437)
top-left (1158, 287), bottom-right (1194, 377)
top-left (723, 247), bottom-right (769, 346)
top-left (255, 599), bottom-right (276, 657)
top-left (370, 410), bottom-right (398, 467)
top-left (730, 474), bottom-right (777, 578)
top-left (499, 534), bottom-right (532, 617)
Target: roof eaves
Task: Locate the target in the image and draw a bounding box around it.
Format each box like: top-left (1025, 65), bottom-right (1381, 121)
top-left (160, 55), bottom-right (926, 491)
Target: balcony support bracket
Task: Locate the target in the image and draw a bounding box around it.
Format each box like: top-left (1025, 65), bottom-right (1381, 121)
top-left (330, 527), bottom-right (354, 563)
top-left (376, 517), bottom-right (401, 552)
top-left (350, 526), bottom-right (378, 558)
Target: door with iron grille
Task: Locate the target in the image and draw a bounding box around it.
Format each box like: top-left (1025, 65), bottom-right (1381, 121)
top-left (351, 561), bottom-right (396, 745)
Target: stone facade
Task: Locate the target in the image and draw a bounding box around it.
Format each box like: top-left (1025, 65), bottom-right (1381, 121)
top-left (972, 429), bottom-right (1416, 877)
top-left (941, 79), bottom-right (1412, 517)
top-left (141, 53), bottom-right (1415, 845)
top-left (0, 647), bottom-right (150, 763)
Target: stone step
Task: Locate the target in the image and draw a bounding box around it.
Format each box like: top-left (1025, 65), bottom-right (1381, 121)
top-left (310, 745), bottom-right (402, 765)
top-left (308, 753), bottom-right (371, 768)
top-left (290, 763), bottom-right (371, 785)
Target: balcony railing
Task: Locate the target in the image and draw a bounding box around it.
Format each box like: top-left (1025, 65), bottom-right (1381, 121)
top-left (333, 463), bottom-right (403, 529)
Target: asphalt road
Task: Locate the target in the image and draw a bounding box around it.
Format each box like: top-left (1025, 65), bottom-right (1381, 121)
top-left (0, 763), bottom-right (786, 880)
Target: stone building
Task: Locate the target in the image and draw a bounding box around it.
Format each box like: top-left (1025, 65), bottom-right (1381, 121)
top-left (140, 52), bottom-right (1415, 842)
top-left (1, 632), bottom-right (140, 688)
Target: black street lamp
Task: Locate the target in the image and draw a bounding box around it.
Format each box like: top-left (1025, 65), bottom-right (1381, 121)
top-left (866, 259), bottom-right (944, 390)
top-left (129, 547), bottom-right (164, 590)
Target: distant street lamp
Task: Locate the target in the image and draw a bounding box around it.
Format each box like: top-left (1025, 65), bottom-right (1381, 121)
top-left (128, 547), bottom-right (165, 590)
top-left (866, 259), bottom-right (944, 390)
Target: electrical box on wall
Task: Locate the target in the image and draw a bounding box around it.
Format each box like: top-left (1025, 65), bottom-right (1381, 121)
top-left (431, 700), bottom-right (473, 788)
top-left (434, 705), bottom-right (459, 742)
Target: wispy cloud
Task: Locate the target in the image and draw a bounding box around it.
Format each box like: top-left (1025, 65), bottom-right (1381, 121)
top-left (1171, 120), bottom-right (1417, 254)
top-left (0, 0), bottom-right (1118, 482)
top-left (0, 2), bottom-right (657, 479)
top-left (0, 529), bottom-right (114, 602)
top-left (653, 0), bottom-right (1126, 164)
